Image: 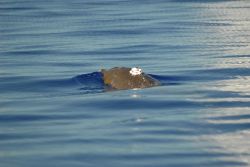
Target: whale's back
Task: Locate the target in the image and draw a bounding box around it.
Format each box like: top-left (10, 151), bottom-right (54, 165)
top-left (101, 67), bottom-right (160, 90)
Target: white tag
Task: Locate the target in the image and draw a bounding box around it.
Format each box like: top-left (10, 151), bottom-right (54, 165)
top-left (130, 67), bottom-right (142, 76)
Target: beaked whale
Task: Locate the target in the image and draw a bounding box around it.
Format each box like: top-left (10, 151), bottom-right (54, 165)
top-left (101, 67), bottom-right (160, 90)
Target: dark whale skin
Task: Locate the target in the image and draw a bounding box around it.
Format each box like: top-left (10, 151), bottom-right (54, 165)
top-left (101, 67), bottom-right (160, 90)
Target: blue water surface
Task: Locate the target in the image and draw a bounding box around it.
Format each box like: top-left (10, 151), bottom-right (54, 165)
top-left (1, 0), bottom-right (250, 166)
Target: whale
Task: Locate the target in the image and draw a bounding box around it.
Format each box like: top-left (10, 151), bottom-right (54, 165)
top-left (101, 67), bottom-right (160, 90)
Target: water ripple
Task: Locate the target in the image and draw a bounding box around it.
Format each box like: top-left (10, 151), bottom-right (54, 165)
top-left (1, 0), bottom-right (250, 166)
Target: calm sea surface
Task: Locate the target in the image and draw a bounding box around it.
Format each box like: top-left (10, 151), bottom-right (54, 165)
top-left (1, 0), bottom-right (250, 166)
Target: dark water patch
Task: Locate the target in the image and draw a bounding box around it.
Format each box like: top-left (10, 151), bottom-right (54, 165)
top-left (194, 68), bottom-right (250, 76)
top-left (127, 119), bottom-right (250, 135)
top-left (0, 113), bottom-right (96, 123)
top-left (219, 54), bottom-right (250, 58)
top-left (74, 72), bottom-right (104, 88)
top-left (160, 21), bottom-right (234, 27)
top-left (125, 129), bottom-right (198, 136)
top-left (48, 62), bottom-right (92, 67)
top-left (101, 44), bottom-right (162, 54)
top-left (111, 44), bottom-right (161, 50)
top-left (1, 50), bottom-right (58, 56)
top-left (71, 44), bottom-right (169, 56)
top-left (78, 49), bottom-right (145, 55)
top-left (65, 29), bottom-right (146, 37)
top-left (0, 76), bottom-right (35, 83)
top-left (3, 9), bottom-right (77, 18)
top-left (182, 121), bottom-right (250, 134)
top-left (0, 72), bottom-right (102, 94)
top-left (0, 133), bottom-right (64, 141)
top-left (142, 161), bottom-right (249, 167)
top-left (186, 68), bottom-right (250, 81)
top-left (79, 0), bottom-right (128, 6)
top-left (113, 129), bottom-right (198, 138)
top-left (152, 74), bottom-right (188, 85)
top-left (57, 152), bottom-right (240, 164)
top-left (120, 119), bottom-right (191, 127)
top-left (39, 137), bottom-right (185, 146)
top-left (125, 137), bottom-right (185, 144)
top-left (36, 78), bottom-right (80, 88)
top-left (0, 7), bottom-right (40, 11)
top-left (0, 77), bottom-right (76, 93)
top-left (82, 99), bottom-right (202, 110)
top-left (207, 122), bottom-right (250, 134)
top-left (14, 44), bottom-right (54, 50)
top-left (0, 62), bottom-right (91, 68)
top-left (81, 98), bottom-right (250, 110)
top-left (94, 56), bottom-right (155, 61)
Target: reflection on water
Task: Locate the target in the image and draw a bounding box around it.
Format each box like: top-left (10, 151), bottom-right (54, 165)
top-left (202, 107), bottom-right (250, 165)
top-left (211, 76), bottom-right (250, 96)
top-left (199, 2), bottom-right (250, 165)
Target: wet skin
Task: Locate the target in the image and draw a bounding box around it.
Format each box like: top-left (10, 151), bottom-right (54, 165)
top-left (101, 67), bottom-right (160, 90)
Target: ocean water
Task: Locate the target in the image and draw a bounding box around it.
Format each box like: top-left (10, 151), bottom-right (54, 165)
top-left (1, 0), bottom-right (250, 166)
